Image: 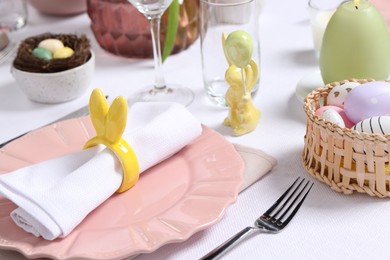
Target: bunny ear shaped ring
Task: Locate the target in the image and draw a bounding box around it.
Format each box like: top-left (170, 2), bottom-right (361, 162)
top-left (84, 88), bottom-right (140, 193)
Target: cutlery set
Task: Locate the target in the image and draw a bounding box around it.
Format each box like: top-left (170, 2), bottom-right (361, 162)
top-left (0, 32), bottom-right (17, 65)
top-left (0, 96), bottom-right (108, 149)
top-left (201, 177), bottom-right (313, 259)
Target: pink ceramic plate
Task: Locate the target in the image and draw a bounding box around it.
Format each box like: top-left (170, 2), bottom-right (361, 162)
top-left (0, 117), bottom-right (244, 260)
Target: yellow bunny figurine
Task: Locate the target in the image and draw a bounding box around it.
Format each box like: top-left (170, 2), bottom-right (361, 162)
top-left (222, 31), bottom-right (261, 136)
top-left (84, 88), bottom-right (140, 193)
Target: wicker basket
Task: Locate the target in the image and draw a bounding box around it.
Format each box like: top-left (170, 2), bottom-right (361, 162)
top-left (302, 79), bottom-right (390, 198)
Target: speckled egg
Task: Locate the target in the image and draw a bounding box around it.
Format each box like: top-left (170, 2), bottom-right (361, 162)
top-left (353, 116), bottom-right (390, 135)
top-left (315, 105), bottom-right (354, 128)
top-left (344, 81), bottom-right (390, 124)
top-left (38, 38), bottom-right (64, 53)
top-left (327, 81), bottom-right (360, 108)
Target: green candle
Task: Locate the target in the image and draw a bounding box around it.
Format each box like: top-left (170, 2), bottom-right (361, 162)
top-left (320, 0), bottom-right (390, 84)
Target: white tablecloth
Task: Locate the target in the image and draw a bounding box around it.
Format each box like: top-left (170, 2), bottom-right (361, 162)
top-left (1, 1), bottom-right (390, 259)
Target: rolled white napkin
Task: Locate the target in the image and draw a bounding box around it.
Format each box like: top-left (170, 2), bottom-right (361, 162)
top-left (0, 144), bottom-right (277, 260)
top-left (0, 102), bottom-right (202, 241)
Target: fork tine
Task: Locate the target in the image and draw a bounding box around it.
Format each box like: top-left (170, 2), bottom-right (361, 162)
top-left (200, 177), bottom-right (313, 259)
top-left (263, 177), bottom-right (301, 217)
top-left (276, 179), bottom-right (311, 220)
top-left (278, 180), bottom-right (313, 228)
top-left (0, 42), bottom-right (17, 65)
top-left (270, 178), bottom-right (306, 219)
top-left (0, 44), bottom-right (12, 57)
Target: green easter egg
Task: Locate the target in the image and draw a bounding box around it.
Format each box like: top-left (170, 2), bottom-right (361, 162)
top-left (320, 1), bottom-right (390, 84)
top-left (53, 47), bottom-right (74, 59)
top-left (32, 47), bottom-right (53, 60)
top-left (224, 30), bottom-right (254, 68)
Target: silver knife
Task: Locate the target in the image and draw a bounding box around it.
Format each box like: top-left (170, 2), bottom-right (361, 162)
top-left (51, 103), bottom-right (90, 123)
top-left (0, 96), bottom-right (107, 148)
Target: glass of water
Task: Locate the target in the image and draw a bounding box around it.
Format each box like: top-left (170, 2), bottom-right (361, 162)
top-left (200, 0), bottom-right (260, 106)
top-left (127, 0), bottom-right (194, 106)
top-left (0, 0), bottom-right (27, 31)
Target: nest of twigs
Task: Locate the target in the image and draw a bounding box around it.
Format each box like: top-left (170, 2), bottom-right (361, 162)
top-left (13, 33), bottom-right (91, 73)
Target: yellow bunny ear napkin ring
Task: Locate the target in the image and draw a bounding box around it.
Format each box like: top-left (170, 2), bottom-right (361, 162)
top-left (83, 88), bottom-right (140, 193)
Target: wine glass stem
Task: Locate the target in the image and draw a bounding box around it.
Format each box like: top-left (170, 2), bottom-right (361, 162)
top-left (149, 15), bottom-right (166, 90)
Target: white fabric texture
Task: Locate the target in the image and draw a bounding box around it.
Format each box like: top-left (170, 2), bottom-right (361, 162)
top-left (0, 102), bottom-right (202, 241)
top-left (233, 143), bottom-right (277, 191)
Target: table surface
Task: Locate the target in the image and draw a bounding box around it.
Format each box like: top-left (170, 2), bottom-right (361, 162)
top-left (1, 1), bottom-right (390, 260)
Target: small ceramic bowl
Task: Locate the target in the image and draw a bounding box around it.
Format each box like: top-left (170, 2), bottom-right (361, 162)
top-left (11, 50), bottom-right (95, 104)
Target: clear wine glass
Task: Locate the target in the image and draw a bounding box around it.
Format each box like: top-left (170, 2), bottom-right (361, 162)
top-left (127, 0), bottom-right (194, 106)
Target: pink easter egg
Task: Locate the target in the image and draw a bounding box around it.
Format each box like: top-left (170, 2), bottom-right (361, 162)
top-left (322, 109), bottom-right (345, 128)
top-left (315, 105), bottom-right (354, 128)
top-left (344, 81), bottom-right (390, 124)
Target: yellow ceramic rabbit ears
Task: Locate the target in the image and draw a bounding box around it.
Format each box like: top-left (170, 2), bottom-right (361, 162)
top-left (84, 88), bottom-right (140, 193)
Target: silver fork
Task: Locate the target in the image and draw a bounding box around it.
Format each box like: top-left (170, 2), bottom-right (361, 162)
top-left (200, 177), bottom-right (313, 260)
top-left (0, 41), bottom-right (17, 65)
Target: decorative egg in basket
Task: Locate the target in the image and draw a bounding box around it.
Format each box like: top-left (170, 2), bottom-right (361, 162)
top-left (344, 81), bottom-right (390, 124)
top-left (315, 105), bottom-right (354, 128)
top-left (353, 116), bottom-right (390, 135)
top-left (11, 33), bottom-right (94, 104)
top-left (302, 79), bottom-right (390, 198)
top-left (327, 81), bottom-right (360, 108)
